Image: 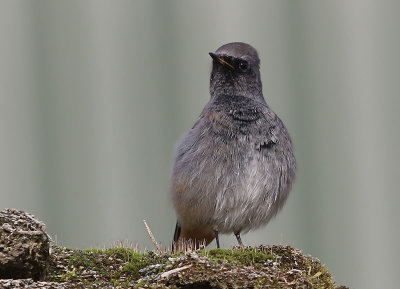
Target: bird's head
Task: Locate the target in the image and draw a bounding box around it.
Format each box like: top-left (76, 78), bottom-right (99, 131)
top-left (209, 42), bottom-right (263, 101)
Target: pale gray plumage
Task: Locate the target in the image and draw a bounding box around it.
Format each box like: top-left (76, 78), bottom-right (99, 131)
top-left (171, 42), bottom-right (296, 249)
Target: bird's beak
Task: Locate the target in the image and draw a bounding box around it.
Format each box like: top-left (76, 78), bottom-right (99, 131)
top-left (209, 52), bottom-right (235, 69)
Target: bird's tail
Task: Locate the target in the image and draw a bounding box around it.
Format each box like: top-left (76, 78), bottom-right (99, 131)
top-left (172, 220), bottom-right (181, 248)
top-left (172, 220), bottom-right (215, 252)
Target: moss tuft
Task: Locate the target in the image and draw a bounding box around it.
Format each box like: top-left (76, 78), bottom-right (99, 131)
top-left (205, 247), bottom-right (274, 267)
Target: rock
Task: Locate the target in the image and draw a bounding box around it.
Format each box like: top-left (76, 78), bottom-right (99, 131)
top-left (0, 208), bottom-right (51, 280)
top-left (0, 278), bottom-right (68, 289)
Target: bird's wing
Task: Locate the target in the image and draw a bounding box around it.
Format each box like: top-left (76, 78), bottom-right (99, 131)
top-left (191, 114), bottom-right (205, 129)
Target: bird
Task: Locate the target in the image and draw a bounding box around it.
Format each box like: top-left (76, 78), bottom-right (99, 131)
top-left (171, 42), bottom-right (296, 251)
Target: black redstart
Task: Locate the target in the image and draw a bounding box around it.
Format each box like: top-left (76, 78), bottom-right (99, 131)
top-left (171, 42), bottom-right (296, 250)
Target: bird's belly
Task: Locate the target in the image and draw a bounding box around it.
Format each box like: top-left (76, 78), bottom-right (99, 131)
top-left (173, 139), bottom-right (286, 234)
top-left (211, 156), bottom-right (280, 234)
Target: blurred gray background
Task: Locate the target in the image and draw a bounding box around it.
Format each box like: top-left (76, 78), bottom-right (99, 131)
top-left (1, 1), bottom-right (399, 288)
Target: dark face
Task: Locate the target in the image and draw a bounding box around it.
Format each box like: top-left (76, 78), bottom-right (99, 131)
top-left (209, 42), bottom-right (263, 101)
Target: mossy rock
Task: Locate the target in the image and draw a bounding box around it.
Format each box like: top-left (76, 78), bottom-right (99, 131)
top-left (42, 245), bottom-right (344, 288)
top-left (0, 208), bottom-right (348, 288)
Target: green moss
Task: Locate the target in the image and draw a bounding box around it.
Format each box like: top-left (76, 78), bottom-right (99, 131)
top-left (77, 247), bottom-right (157, 282)
top-left (135, 280), bottom-right (146, 287)
top-left (304, 259), bottom-right (333, 288)
top-left (68, 252), bottom-right (97, 268)
top-left (82, 248), bottom-right (104, 254)
top-left (122, 260), bottom-right (148, 280)
top-left (203, 247), bottom-right (274, 267)
top-left (52, 247), bottom-right (168, 287)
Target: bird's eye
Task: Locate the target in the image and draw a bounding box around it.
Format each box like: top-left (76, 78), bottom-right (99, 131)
top-left (238, 61), bottom-right (249, 71)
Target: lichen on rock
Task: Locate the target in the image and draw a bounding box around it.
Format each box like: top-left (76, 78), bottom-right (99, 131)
top-left (0, 208), bottom-right (51, 281)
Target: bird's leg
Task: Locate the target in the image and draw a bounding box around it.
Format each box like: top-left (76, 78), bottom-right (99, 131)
top-left (235, 233), bottom-right (244, 247)
top-left (214, 230), bottom-right (220, 248)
